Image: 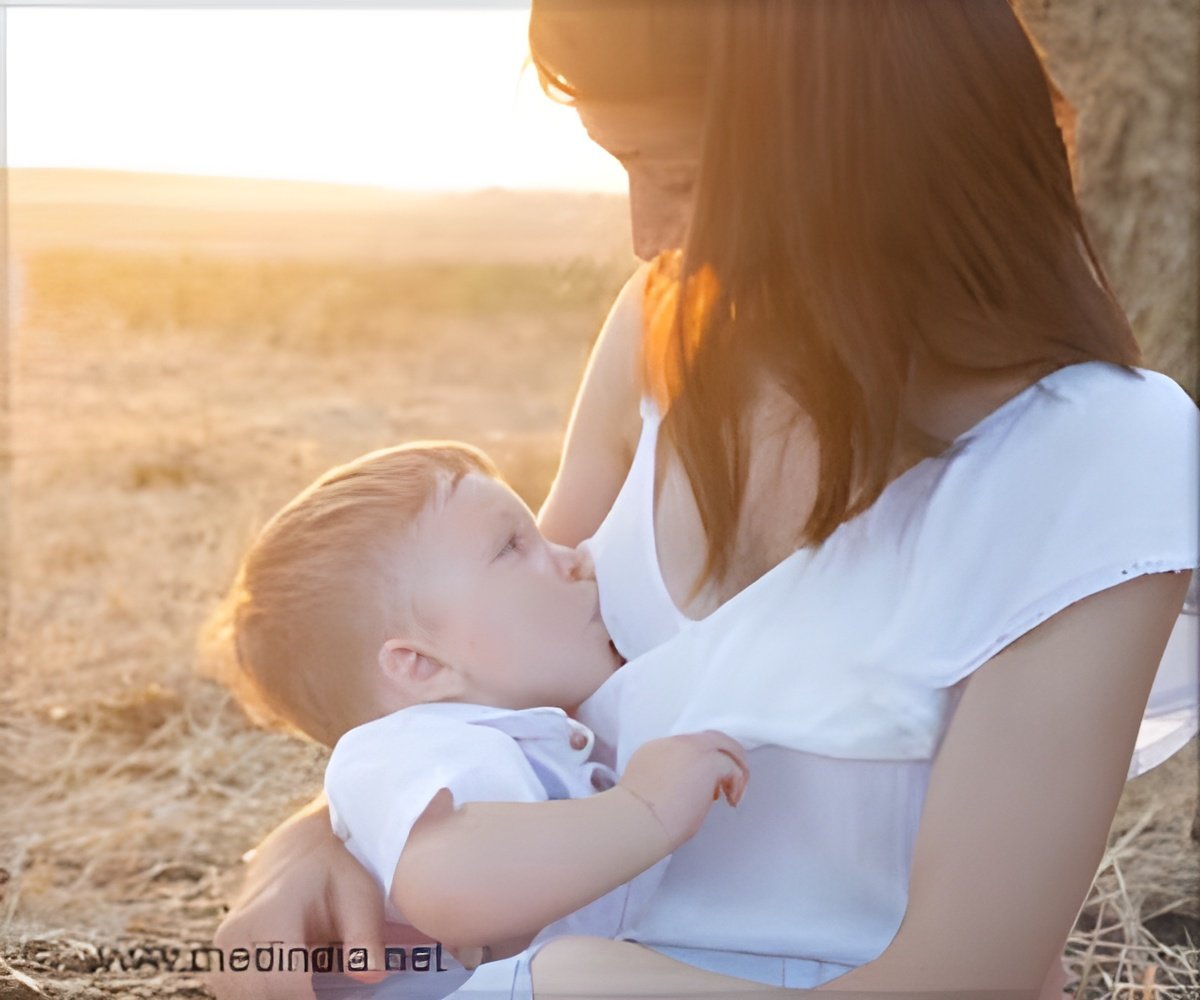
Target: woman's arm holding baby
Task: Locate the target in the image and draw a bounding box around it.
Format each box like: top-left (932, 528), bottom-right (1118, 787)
top-left (207, 792), bottom-right (403, 1000)
top-left (393, 730), bottom-right (748, 948)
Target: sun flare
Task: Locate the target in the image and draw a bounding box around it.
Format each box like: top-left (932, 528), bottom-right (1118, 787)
top-left (7, 7), bottom-right (627, 193)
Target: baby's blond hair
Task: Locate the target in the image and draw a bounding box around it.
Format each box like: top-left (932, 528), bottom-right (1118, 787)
top-left (204, 441), bottom-right (498, 747)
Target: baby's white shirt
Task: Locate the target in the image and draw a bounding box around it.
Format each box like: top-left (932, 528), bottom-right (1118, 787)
top-left (324, 702), bottom-right (644, 943)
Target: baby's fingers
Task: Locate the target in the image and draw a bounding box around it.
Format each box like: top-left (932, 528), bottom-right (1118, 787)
top-left (718, 755), bottom-right (749, 806)
top-left (693, 730), bottom-right (749, 773)
top-left (706, 747), bottom-right (749, 806)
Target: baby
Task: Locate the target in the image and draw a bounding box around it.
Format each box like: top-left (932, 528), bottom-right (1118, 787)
top-left (212, 440), bottom-right (748, 993)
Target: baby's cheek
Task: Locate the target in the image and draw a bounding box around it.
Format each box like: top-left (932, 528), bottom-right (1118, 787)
top-left (489, 617), bottom-right (536, 666)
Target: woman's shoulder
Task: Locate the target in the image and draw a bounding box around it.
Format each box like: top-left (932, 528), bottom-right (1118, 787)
top-left (899, 361), bottom-right (1197, 690)
top-left (967, 360), bottom-right (1198, 477)
top-left (915, 359), bottom-right (1197, 597)
top-left (536, 262), bottom-right (650, 544)
top-left (899, 361), bottom-right (1196, 541)
top-left (1032, 360), bottom-right (1196, 434)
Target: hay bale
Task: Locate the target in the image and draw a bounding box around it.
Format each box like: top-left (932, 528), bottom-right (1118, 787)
top-left (1020, 0), bottom-right (1198, 395)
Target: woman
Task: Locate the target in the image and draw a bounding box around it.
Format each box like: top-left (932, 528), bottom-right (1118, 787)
top-left (209, 2), bottom-right (1197, 998)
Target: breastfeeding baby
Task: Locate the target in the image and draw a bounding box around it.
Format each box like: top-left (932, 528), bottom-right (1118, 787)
top-left (213, 440), bottom-right (749, 994)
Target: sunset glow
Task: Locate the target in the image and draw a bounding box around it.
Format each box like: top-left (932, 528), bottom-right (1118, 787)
top-left (7, 7), bottom-right (629, 193)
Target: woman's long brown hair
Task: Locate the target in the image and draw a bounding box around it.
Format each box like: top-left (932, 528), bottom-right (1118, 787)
top-left (531, 0), bottom-right (1141, 599)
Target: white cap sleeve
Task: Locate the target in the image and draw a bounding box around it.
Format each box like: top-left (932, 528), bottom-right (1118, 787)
top-left (907, 366), bottom-right (1198, 691)
top-left (898, 366), bottom-right (1199, 777)
top-left (324, 711), bottom-right (548, 899)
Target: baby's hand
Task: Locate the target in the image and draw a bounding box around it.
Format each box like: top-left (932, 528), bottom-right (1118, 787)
top-left (618, 730), bottom-right (749, 850)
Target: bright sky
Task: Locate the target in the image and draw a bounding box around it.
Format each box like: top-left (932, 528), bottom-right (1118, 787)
top-left (6, 7), bottom-right (629, 192)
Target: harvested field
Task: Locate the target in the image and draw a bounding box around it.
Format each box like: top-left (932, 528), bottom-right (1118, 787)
top-left (2, 2), bottom-right (1198, 994)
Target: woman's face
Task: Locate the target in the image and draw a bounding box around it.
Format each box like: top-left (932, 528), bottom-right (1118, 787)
top-left (575, 98), bottom-right (704, 260)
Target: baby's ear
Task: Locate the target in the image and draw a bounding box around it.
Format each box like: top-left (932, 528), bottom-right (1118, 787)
top-left (378, 639), bottom-right (449, 697)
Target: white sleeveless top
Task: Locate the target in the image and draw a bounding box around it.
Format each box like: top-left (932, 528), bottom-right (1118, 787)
top-left (576, 359), bottom-right (1199, 987)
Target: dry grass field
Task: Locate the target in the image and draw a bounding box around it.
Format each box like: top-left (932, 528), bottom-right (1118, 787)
top-left (3, 165), bottom-right (1197, 1000)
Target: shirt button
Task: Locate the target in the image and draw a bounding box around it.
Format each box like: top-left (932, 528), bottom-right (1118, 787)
top-left (569, 731), bottom-right (589, 751)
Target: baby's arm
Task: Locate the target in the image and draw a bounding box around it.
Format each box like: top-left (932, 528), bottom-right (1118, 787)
top-left (390, 730), bottom-right (748, 950)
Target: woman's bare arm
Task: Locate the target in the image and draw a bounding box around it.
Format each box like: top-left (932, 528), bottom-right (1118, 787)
top-left (821, 571), bottom-right (1191, 993)
top-left (537, 262), bottom-right (647, 545)
top-left (531, 571), bottom-right (1191, 999)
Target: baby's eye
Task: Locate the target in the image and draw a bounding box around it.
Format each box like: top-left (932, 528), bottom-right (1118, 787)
top-left (498, 533), bottom-right (521, 557)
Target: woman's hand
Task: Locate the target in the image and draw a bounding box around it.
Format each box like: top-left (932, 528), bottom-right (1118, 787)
top-left (206, 793), bottom-right (421, 1000)
top-left (619, 730), bottom-right (749, 850)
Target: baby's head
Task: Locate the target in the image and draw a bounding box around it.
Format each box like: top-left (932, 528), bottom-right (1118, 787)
top-left (209, 442), bottom-right (622, 748)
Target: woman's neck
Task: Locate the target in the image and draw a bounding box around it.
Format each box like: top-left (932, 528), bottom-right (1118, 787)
top-left (903, 347), bottom-right (1049, 445)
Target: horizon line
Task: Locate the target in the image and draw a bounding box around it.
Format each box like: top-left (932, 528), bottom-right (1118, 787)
top-left (9, 165), bottom-right (630, 199)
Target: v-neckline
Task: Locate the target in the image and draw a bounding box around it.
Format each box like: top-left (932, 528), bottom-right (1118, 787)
top-left (647, 362), bottom-right (1095, 626)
